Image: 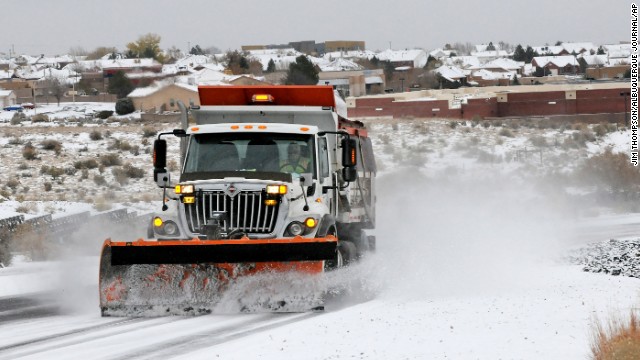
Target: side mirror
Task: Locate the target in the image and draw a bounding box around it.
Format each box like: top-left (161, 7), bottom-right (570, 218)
top-left (341, 138), bottom-right (357, 167)
top-left (342, 167), bottom-right (357, 182)
top-left (153, 139), bottom-right (167, 169)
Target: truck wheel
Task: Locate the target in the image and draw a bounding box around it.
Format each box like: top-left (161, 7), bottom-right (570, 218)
top-left (338, 241), bottom-right (357, 266)
top-left (324, 227), bottom-right (342, 270)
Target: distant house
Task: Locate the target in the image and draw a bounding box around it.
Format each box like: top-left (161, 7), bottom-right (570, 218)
top-left (433, 65), bottom-right (467, 87)
top-left (376, 49), bottom-right (428, 68)
top-left (531, 56), bottom-right (580, 76)
top-left (318, 69), bottom-right (385, 97)
top-left (128, 82), bottom-right (198, 113)
top-left (0, 89), bottom-right (17, 107)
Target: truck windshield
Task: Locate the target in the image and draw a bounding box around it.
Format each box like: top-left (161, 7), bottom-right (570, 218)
top-left (184, 133), bottom-right (315, 178)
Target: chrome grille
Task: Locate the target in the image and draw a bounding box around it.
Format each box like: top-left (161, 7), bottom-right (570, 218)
top-left (185, 191), bottom-right (279, 235)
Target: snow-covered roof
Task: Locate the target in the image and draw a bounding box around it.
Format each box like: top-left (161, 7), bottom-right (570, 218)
top-left (471, 50), bottom-right (509, 58)
top-left (481, 58), bottom-right (524, 71)
top-left (0, 89), bottom-right (14, 97)
top-left (445, 56), bottom-right (480, 69)
top-left (532, 55), bottom-right (578, 68)
top-left (376, 49), bottom-right (427, 67)
top-left (322, 50), bottom-right (376, 61)
top-left (320, 58), bottom-right (363, 72)
top-left (561, 42), bottom-right (596, 54)
top-left (101, 58), bottom-right (161, 69)
top-left (533, 45), bottom-right (564, 55)
top-left (128, 81), bottom-right (198, 98)
top-left (434, 65), bottom-right (466, 81)
top-left (579, 55), bottom-right (608, 67)
top-left (365, 76), bottom-right (384, 84)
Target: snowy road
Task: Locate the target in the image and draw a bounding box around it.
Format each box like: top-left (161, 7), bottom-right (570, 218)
top-left (1, 172), bottom-right (639, 359)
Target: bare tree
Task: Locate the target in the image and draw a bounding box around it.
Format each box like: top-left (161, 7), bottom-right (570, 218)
top-left (48, 77), bottom-right (68, 106)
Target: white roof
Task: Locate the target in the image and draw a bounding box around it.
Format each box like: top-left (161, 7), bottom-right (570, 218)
top-left (533, 45), bottom-right (564, 55)
top-left (365, 76), bottom-right (384, 84)
top-left (482, 58), bottom-right (524, 71)
top-left (533, 55), bottom-right (578, 67)
top-left (561, 42), bottom-right (596, 54)
top-left (434, 65), bottom-right (466, 81)
top-left (128, 81), bottom-right (197, 98)
top-left (445, 56), bottom-right (480, 69)
top-left (579, 55), bottom-right (608, 66)
top-left (0, 89), bottom-right (14, 97)
top-left (376, 49), bottom-right (426, 63)
top-left (320, 58), bottom-right (363, 71)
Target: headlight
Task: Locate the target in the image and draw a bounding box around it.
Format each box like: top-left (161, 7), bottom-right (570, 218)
top-left (304, 217), bottom-right (317, 228)
top-left (162, 221), bottom-right (179, 236)
top-left (266, 184), bottom-right (287, 195)
top-left (175, 184), bottom-right (194, 194)
top-left (286, 222), bottom-right (304, 236)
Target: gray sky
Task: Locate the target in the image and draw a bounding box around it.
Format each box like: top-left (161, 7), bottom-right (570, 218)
top-left (1, 0), bottom-right (630, 56)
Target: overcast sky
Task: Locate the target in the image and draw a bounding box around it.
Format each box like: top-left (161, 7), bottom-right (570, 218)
top-left (1, 0), bottom-right (630, 56)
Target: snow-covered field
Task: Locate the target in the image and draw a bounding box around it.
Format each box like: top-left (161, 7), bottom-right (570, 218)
top-left (0, 102), bottom-right (639, 359)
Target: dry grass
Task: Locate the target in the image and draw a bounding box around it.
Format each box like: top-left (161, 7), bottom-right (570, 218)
top-left (591, 312), bottom-right (640, 360)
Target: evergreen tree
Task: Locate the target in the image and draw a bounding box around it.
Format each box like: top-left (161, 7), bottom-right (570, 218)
top-left (512, 74), bottom-right (520, 85)
top-left (370, 55), bottom-right (380, 68)
top-left (190, 45), bottom-right (205, 55)
top-left (486, 42), bottom-right (496, 51)
top-left (512, 44), bottom-right (526, 62)
top-left (597, 46), bottom-right (606, 55)
top-left (108, 71), bottom-right (134, 99)
top-left (284, 55), bottom-right (319, 85)
top-left (266, 59), bottom-right (276, 73)
top-left (525, 46), bottom-right (537, 63)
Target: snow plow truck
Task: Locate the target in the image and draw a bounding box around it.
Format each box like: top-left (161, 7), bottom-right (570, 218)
top-left (99, 85), bottom-right (376, 316)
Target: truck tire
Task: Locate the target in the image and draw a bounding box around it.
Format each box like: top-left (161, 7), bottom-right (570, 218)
top-left (338, 241), bottom-right (357, 266)
top-left (324, 227), bottom-right (342, 270)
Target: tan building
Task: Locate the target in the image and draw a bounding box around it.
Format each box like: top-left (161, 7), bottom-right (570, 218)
top-left (319, 69), bottom-right (385, 97)
top-left (324, 41), bottom-right (365, 53)
top-left (585, 65), bottom-right (630, 80)
top-left (0, 89), bottom-right (17, 107)
top-left (129, 83), bottom-right (199, 113)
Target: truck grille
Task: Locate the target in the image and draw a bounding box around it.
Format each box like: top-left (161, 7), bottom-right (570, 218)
top-left (185, 191), bottom-right (279, 235)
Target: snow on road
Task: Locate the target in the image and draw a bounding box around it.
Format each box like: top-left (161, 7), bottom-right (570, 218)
top-left (0, 167), bottom-right (638, 359)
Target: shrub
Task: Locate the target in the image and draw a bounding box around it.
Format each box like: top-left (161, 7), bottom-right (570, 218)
top-left (8, 137), bottom-right (23, 145)
top-left (22, 143), bottom-right (38, 160)
top-left (93, 174), bottom-right (107, 186)
top-left (115, 98), bottom-right (135, 115)
top-left (579, 149), bottom-right (640, 197)
top-left (529, 135), bottom-right (548, 148)
top-left (6, 178), bottom-right (20, 190)
top-left (96, 110), bottom-right (114, 119)
top-left (89, 130), bottom-right (103, 141)
top-left (99, 153), bottom-right (122, 167)
top-left (108, 139), bottom-right (133, 152)
top-left (591, 312), bottom-right (640, 359)
top-left (112, 163), bottom-right (145, 185)
top-left (41, 166), bottom-right (64, 179)
top-left (44, 182), bottom-right (52, 191)
top-left (81, 169), bottom-right (89, 180)
top-left (499, 128), bottom-right (514, 137)
top-left (73, 159), bottom-right (99, 169)
top-left (10, 112), bottom-right (25, 125)
top-left (142, 127), bottom-right (157, 138)
top-left (40, 139), bottom-right (63, 155)
top-left (31, 114), bottom-right (49, 123)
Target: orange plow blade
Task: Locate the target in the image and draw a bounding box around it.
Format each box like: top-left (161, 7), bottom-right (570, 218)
top-left (99, 236), bottom-right (336, 316)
